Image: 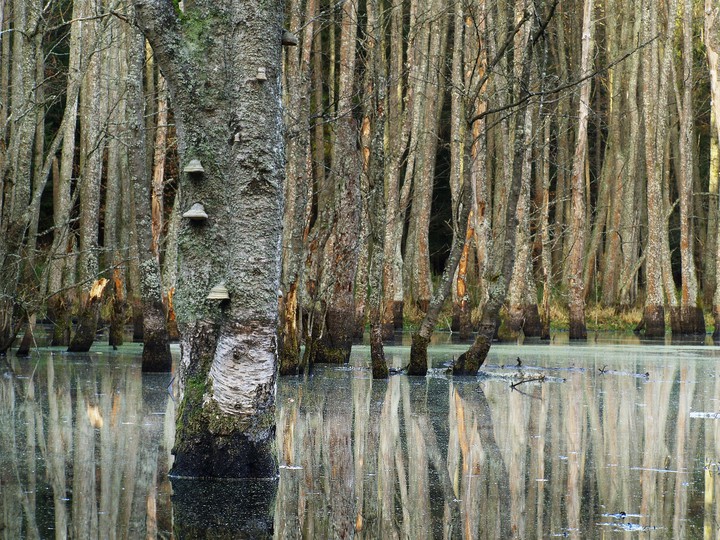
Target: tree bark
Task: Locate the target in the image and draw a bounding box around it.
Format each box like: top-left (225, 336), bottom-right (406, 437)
top-left (307, 0), bottom-right (361, 365)
top-left (705, 0), bottom-right (720, 338)
top-left (69, 0), bottom-right (106, 353)
top-left (454, 3), bottom-right (535, 375)
top-left (639, 0), bottom-right (679, 337)
top-left (279, 0), bottom-right (316, 375)
top-left (674, 0), bottom-right (704, 335)
top-left (567, 0), bottom-right (594, 340)
top-left (135, 0), bottom-right (285, 478)
top-left (126, 27), bottom-right (172, 372)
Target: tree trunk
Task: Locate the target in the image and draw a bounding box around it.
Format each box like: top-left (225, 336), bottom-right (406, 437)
top-left (365, 0), bottom-right (388, 379)
top-left (567, 0), bottom-right (594, 340)
top-left (126, 28), bottom-right (172, 372)
top-left (308, 0), bottom-right (361, 365)
top-left (278, 0), bottom-right (315, 375)
top-left (454, 4), bottom-right (536, 375)
top-left (106, 23), bottom-right (127, 349)
top-left (674, 0), bottom-right (704, 335)
top-left (381, 0), bottom-right (414, 337)
top-left (639, 0), bottom-right (679, 337)
top-left (705, 0), bottom-right (720, 338)
top-left (135, 0), bottom-right (285, 478)
top-left (69, 1), bottom-right (106, 353)
top-left (408, 180), bottom-right (472, 376)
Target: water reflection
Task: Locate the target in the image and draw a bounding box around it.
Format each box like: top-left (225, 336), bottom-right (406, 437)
top-left (276, 345), bottom-right (720, 538)
top-left (3, 341), bottom-right (720, 538)
top-left (0, 351), bottom-right (174, 539)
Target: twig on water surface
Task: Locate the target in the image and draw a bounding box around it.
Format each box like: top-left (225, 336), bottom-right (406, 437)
top-left (510, 375), bottom-right (546, 389)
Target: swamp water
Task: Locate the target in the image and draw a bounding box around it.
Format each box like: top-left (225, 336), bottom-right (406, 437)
top-left (3, 335), bottom-right (720, 538)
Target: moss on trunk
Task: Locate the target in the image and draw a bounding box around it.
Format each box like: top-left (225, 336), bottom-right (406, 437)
top-left (68, 301), bottom-right (100, 353)
top-left (679, 305), bottom-right (705, 335)
top-left (141, 298), bottom-right (172, 372)
top-left (171, 375), bottom-right (277, 478)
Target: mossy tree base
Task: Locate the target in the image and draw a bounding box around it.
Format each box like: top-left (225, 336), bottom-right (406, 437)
top-left (453, 324), bottom-right (493, 376)
top-left (370, 324), bottom-right (388, 379)
top-left (522, 305), bottom-right (544, 338)
top-left (278, 332), bottom-right (300, 376)
top-left (108, 275), bottom-right (125, 348)
top-left (132, 300), bottom-right (144, 342)
top-left (713, 306), bottom-right (720, 341)
top-left (407, 333), bottom-right (429, 376)
top-left (393, 301), bottom-right (404, 330)
top-left (679, 306), bottom-right (705, 335)
top-left (640, 304), bottom-right (665, 337)
top-left (569, 306), bottom-right (587, 340)
top-left (141, 299), bottom-right (172, 372)
top-left (171, 370), bottom-right (277, 478)
top-left (16, 317), bottom-right (35, 357)
top-left (48, 297), bottom-right (71, 346)
top-left (68, 303), bottom-right (100, 353)
top-left (452, 302), bottom-right (473, 340)
top-left (668, 306), bottom-right (681, 335)
top-left (311, 307), bottom-right (354, 364)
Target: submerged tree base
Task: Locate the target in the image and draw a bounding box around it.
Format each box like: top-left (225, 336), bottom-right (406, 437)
top-left (171, 381), bottom-right (277, 478)
top-left (407, 333), bottom-right (429, 376)
top-left (454, 323), bottom-right (494, 376)
top-left (638, 304), bottom-right (665, 337)
top-left (679, 306), bottom-right (705, 335)
top-left (569, 306), bottom-right (587, 340)
top-left (370, 324), bottom-right (388, 379)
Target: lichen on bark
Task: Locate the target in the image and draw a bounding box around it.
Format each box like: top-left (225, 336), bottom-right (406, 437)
top-left (136, 0), bottom-right (285, 479)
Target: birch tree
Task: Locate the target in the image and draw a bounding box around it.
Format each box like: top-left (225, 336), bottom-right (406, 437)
top-left (134, 0), bottom-right (285, 477)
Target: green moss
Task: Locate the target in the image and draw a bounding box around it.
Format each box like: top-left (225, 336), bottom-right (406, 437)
top-left (175, 373), bottom-right (209, 443)
top-left (175, 371), bottom-right (275, 449)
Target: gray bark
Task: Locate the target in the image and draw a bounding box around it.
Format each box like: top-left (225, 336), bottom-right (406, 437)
top-left (126, 27), bottom-right (172, 372)
top-left (135, 0), bottom-right (285, 478)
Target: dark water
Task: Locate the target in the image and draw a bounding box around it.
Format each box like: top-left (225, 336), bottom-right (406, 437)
top-left (3, 335), bottom-right (720, 538)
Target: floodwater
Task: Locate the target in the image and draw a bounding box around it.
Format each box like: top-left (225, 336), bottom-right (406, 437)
top-left (3, 334), bottom-right (720, 538)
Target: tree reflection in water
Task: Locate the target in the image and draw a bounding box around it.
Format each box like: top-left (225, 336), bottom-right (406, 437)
top-left (3, 343), bottom-right (720, 537)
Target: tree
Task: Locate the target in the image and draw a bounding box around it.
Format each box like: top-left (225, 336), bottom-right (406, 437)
top-left (304, 0), bottom-right (362, 366)
top-left (134, 0), bottom-right (285, 477)
top-left (566, 0), bottom-right (594, 340)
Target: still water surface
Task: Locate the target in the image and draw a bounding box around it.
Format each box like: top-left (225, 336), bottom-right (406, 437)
top-left (3, 334), bottom-right (720, 538)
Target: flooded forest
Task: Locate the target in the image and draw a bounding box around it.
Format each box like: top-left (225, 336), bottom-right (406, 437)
top-left (2, 0), bottom-right (720, 537)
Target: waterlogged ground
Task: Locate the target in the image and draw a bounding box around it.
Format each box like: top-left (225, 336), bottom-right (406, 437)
top-left (3, 333), bottom-right (720, 538)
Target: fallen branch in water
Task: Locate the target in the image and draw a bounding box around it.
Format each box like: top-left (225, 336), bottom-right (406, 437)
top-left (510, 375), bottom-right (546, 389)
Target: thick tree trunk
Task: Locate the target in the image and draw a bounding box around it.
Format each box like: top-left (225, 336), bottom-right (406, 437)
top-left (639, 0), bottom-right (679, 337)
top-left (136, 0), bottom-right (285, 478)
